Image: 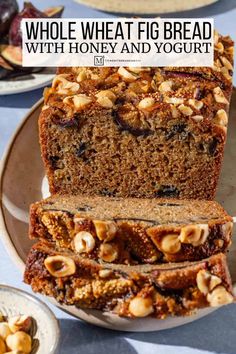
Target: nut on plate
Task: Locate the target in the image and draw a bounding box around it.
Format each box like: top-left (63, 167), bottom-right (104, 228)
top-left (129, 296), bottom-right (154, 317)
top-left (0, 337), bottom-right (6, 354)
top-left (196, 269), bottom-right (222, 295)
top-left (99, 243), bottom-right (119, 262)
top-left (8, 315), bottom-right (31, 333)
top-left (93, 220), bottom-right (117, 241)
top-left (0, 322), bottom-right (11, 340)
top-left (73, 231), bottom-right (96, 253)
top-left (44, 255), bottom-right (76, 277)
top-left (207, 286), bottom-right (234, 307)
top-left (179, 224), bottom-right (209, 247)
top-left (6, 331), bottom-right (32, 353)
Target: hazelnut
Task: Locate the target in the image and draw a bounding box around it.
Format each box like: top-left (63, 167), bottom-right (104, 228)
top-left (220, 66), bottom-right (232, 81)
top-left (73, 231), bottom-right (95, 254)
top-left (214, 30), bottom-right (219, 45)
top-left (77, 69), bottom-right (88, 82)
top-left (6, 331), bottom-right (32, 353)
top-left (207, 286), bottom-right (234, 307)
top-left (118, 67), bottom-right (138, 82)
top-left (213, 87), bottom-right (229, 104)
top-left (128, 67), bottom-right (150, 73)
top-left (44, 255), bottom-right (76, 277)
top-left (196, 270), bottom-right (222, 295)
top-left (179, 224), bottom-right (209, 247)
top-left (96, 90), bottom-right (116, 108)
top-left (158, 80), bottom-right (173, 93)
top-left (93, 220), bottom-right (117, 241)
top-left (0, 337), bottom-right (6, 354)
top-left (220, 56), bottom-right (233, 71)
top-left (99, 243), bottom-right (118, 262)
top-left (222, 221), bottom-right (233, 241)
top-left (0, 322), bottom-right (11, 340)
top-left (192, 115), bottom-right (204, 122)
top-left (63, 94), bottom-right (92, 111)
top-left (171, 105), bottom-right (180, 118)
top-left (138, 97), bottom-right (155, 109)
top-left (164, 97), bottom-right (184, 105)
top-left (178, 104), bottom-right (193, 116)
top-left (188, 99), bottom-right (203, 110)
top-left (227, 46), bottom-right (234, 57)
top-left (129, 296), bottom-right (154, 317)
top-left (214, 109), bottom-right (228, 127)
top-left (215, 42), bottom-right (224, 54)
top-left (8, 316), bottom-right (31, 334)
top-left (99, 269), bottom-right (113, 278)
top-left (160, 234), bottom-right (181, 254)
top-left (52, 74), bottom-right (80, 95)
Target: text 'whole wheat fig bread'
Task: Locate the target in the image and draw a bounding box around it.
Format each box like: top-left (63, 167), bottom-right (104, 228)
top-left (39, 32), bottom-right (234, 200)
top-left (24, 242), bottom-right (234, 319)
top-left (29, 195), bottom-right (233, 264)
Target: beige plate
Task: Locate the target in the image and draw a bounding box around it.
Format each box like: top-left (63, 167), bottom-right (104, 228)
top-left (0, 91), bottom-right (236, 331)
top-left (74, 0), bottom-right (218, 14)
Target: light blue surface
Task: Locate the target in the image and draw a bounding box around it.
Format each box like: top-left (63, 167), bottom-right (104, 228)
top-left (0, 1), bottom-right (236, 353)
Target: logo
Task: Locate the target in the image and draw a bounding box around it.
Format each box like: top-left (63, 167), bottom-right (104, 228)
top-left (94, 56), bottom-right (104, 66)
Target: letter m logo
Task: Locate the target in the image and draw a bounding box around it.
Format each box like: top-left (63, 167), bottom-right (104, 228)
top-left (94, 56), bottom-right (104, 66)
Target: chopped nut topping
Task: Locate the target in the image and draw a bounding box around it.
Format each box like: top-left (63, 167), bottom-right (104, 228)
top-left (196, 270), bottom-right (222, 295)
top-left (160, 234), bottom-right (181, 254)
top-left (129, 296), bottom-right (154, 317)
top-left (214, 109), bottom-right (228, 127)
top-left (128, 67), bottom-right (150, 73)
top-left (220, 56), bottom-right (233, 71)
top-left (164, 97), bottom-right (184, 105)
top-left (95, 90), bottom-right (116, 108)
top-left (214, 31), bottom-right (219, 45)
top-left (215, 42), bottom-right (224, 54)
top-left (118, 67), bottom-right (138, 82)
top-left (8, 316), bottom-right (31, 334)
top-left (192, 115), bottom-right (204, 122)
top-left (99, 269), bottom-right (113, 278)
top-left (6, 331), bottom-right (32, 353)
top-left (171, 105), bottom-right (180, 118)
top-left (138, 97), bottom-right (155, 109)
top-left (179, 224), bottom-right (209, 247)
top-left (63, 94), bottom-right (92, 110)
top-left (188, 99), bottom-right (203, 110)
top-left (159, 80), bottom-right (173, 93)
top-left (52, 74), bottom-right (80, 95)
top-left (0, 322), bottom-right (11, 340)
top-left (207, 286), bottom-right (234, 307)
top-left (178, 104), bottom-right (193, 116)
top-left (44, 255), bottom-right (76, 277)
top-left (220, 66), bottom-right (232, 81)
top-left (73, 231), bottom-right (95, 253)
top-left (99, 243), bottom-right (118, 262)
top-left (93, 220), bottom-right (117, 241)
top-left (213, 87), bottom-right (229, 104)
top-left (222, 221), bottom-right (233, 241)
top-left (77, 69), bottom-right (88, 82)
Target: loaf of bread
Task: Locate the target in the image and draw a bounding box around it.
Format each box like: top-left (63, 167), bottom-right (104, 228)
top-left (39, 32), bottom-right (234, 199)
top-left (29, 195), bottom-right (233, 263)
top-left (24, 242), bottom-right (234, 319)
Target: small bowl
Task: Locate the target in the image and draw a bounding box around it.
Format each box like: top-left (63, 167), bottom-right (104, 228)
top-left (0, 284), bottom-right (60, 354)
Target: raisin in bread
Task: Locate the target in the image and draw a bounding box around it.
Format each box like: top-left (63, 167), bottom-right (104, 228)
top-left (24, 242), bottom-right (234, 319)
top-left (39, 32), bottom-right (234, 200)
top-left (29, 195), bottom-right (233, 263)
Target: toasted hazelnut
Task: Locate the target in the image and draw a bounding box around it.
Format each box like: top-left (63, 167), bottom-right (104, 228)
top-left (226, 46), bottom-right (234, 57)
top-left (220, 66), bottom-right (232, 81)
top-left (99, 243), bottom-right (118, 262)
top-left (178, 104), bottom-right (193, 116)
top-left (213, 87), bottom-right (229, 104)
top-left (73, 231), bottom-right (95, 254)
top-left (6, 331), bottom-right (32, 353)
top-left (0, 337), bottom-right (6, 354)
top-left (52, 74), bottom-right (80, 95)
top-left (99, 269), bottom-right (113, 278)
top-left (44, 255), bottom-right (76, 277)
top-left (196, 270), bottom-right (222, 295)
top-left (159, 80), bottom-right (173, 93)
top-left (214, 109), bottom-right (228, 127)
top-left (214, 30), bottom-right (219, 45)
top-left (207, 286), bottom-right (234, 307)
top-left (93, 220), bottom-right (117, 242)
top-left (96, 90), bottom-right (116, 108)
top-left (41, 105), bottom-right (50, 111)
top-left (170, 105), bottom-right (180, 118)
top-left (164, 97), bottom-right (184, 105)
top-left (215, 42), bottom-right (224, 54)
top-left (63, 94), bottom-right (92, 111)
top-left (192, 115), bottom-right (204, 122)
top-left (138, 97), bottom-right (155, 109)
top-left (179, 224), bottom-right (209, 247)
top-left (188, 99), bottom-right (203, 110)
top-left (222, 221), bottom-right (233, 241)
top-left (77, 69), bottom-right (88, 82)
top-left (118, 67), bottom-right (138, 82)
top-left (128, 67), bottom-right (150, 73)
top-left (129, 296), bottom-right (154, 317)
top-left (220, 56), bottom-right (233, 71)
top-left (0, 322), bottom-right (12, 339)
top-left (160, 234), bottom-right (181, 254)
top-left (8, 316), bottom-right (31, 334)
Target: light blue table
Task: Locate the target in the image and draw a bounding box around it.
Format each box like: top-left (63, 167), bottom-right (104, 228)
top-left (0, 1), bottom-right (236, 353)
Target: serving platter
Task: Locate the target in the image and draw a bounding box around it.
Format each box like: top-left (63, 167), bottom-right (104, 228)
top-left (0, 90), bottom-right (236, 331)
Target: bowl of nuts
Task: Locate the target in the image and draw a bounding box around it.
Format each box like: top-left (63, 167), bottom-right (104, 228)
top-left (0, 284), bottom-right (60, 354)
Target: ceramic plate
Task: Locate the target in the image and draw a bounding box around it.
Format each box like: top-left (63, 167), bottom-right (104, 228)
top-left (74, 0), bottom-right (218, 14)
top-left (0, 91), bottom-right (236, 331)
top-left (0, 69), bottom-right (55, 96)
top-left (0, 284), bottom-right (60, 353)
